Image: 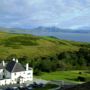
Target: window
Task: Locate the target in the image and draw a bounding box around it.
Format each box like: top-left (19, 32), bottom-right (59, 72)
top-left (27, 73), bottom-right (31, 75)
top-left (23, 72), bottom-right (25, 74)
top-left (14, 73), bottom-right (16, 75)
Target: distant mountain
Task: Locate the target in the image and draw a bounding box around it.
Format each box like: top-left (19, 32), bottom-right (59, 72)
top-left (0, 27), bottom-right (90, 34)
top-left (32, 27), bottom-right (90, 33)
top-left (0, 27), bottom-right (26, 33)
top-left (0, 27), bottom-right (90, 42)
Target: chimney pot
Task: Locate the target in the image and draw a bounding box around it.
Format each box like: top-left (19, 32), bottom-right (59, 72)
top-left (12, 58), bottom-right (15, 61)
top-left (26, 63), bottom-right (29, 71)
top-left (16, 59), bottom-right (18, 63)
top-left (2, 60), bottom-right (5, 67)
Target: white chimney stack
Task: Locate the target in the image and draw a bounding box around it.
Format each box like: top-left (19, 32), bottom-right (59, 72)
top-left (2, 60), bottom-right (5, 67)
top-left (12, 58), bottom-right (16, 61)
top-left (16, 59), bottom-right (18, 63)
top-left (26, 63), bottom-right (29, 71)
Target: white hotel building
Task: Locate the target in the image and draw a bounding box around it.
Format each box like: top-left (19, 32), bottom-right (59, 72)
top-left (0, 58), bottom-right (33, 86)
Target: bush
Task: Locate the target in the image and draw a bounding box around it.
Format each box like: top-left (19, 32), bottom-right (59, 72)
top-left (79, 72), bottom-right (82, 75)
top-left (34, 69), bottom-right (41, 76)
top-left (77, 76), bottom-right (86, 82)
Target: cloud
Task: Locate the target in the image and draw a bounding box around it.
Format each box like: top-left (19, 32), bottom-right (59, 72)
top-left (0, 0), bottom-right (90, 29)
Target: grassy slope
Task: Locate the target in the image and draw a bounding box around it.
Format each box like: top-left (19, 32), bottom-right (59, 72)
top-left (36, 71), bottom-right (90, 83)
top-left (0, 32), bottom-right (81, 59)
top-left (0, 32), bottom-right (90, 82)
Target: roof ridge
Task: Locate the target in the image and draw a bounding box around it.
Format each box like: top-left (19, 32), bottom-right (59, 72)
top-left (11, 61), bottom-right (16, 72)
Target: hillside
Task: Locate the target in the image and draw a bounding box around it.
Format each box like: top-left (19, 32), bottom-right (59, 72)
top-left (0, 32), bottom-right (90, 75)
top-left (0, 32), bottom-right (81, 59)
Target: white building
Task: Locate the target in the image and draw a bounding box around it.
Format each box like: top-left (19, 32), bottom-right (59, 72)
top-left (0, 58), bottom-right (33, 86)
top-left (0, 63), bottom-right (4, 79)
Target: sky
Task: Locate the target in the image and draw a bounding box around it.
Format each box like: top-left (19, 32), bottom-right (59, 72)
top-left (0, 0), bottom-right (90, 29)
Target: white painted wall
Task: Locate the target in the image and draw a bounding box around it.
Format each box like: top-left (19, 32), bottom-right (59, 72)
top-left (11, 70), bottom-right (33, 80)
top-left (11, 69), bottom-right (33, 83)
top-left (24, 69), bottom-right (33, 81)
top-left (0, 69), bottom-right (33, 86)
top-left (5, 70), bottom-right (11, 79)
top-left (0, 79), bottom-right (16, 85)
top-left (0, 69), bottom-right (3, 79)
top-left (11, 71), bottom-right (25, 80)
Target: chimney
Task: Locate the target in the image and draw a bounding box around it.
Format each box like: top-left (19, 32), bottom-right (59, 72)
top-left (16, 59), bottom-right (18, 63)
top-left (12, 58), bottom-right (16, 61)
top-left (26, 63), bottom-right (29, 71)
top-left (2, 60), bottom-right (5, 67)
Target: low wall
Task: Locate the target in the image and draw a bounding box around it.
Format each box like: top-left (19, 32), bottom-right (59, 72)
top-left (0, 78), bottom-right (33, 86)
top-left (0, 79), bottom-right (17, 86)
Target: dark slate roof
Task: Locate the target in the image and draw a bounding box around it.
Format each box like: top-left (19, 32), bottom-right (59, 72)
top-left (6, 61), bottom-right (25, 72)
top-left (0, 63), bottom-right (3, 69)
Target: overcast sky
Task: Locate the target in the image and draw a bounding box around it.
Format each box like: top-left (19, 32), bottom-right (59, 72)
top-left (0, 0), bottom-right (90, 29)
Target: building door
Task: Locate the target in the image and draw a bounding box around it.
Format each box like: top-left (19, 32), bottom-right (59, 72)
top-left (17, 76), bottom-right (24, 84)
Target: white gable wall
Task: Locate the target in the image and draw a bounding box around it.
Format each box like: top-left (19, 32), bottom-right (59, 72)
top-left (24, 70), bottom-right (33, 81)
top-left (11, 69), bottom-right (33, 83)
top-left (5, 70), bottom-right (11, 79)
top-left (0, 79), bottom-right (11, 85)
top-left (11, 71), bottom-right (26, 80)
top-left (0, 69), bottom-right (3, 79)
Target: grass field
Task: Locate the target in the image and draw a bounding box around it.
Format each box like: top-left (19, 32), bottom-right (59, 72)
top-left (0, 32), bottom-right (82, 59)
top-left (36, 70), bottom-right (90, 83)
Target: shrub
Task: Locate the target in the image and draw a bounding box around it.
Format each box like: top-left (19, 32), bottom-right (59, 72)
top-left (77, 76), bottom-right (86, 82)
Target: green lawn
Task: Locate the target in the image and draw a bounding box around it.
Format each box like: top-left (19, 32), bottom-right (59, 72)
top-left (35, 70), bottom-right (90, 83)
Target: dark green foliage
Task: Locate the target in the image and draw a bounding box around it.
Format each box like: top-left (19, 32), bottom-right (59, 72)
top-left (65, 82), bottom-right (90, 90)
top-left (1, 35), bottom-right (39, 47)
top-left (6, 54), bottom-right (17, 61)
top-left (34, 69), bottom-right (42, 76)
top-left (78, 47), bottom-right (90, 66)
top-left (4, 46), bottom-right (90, 75)
top-left (0, 33), bottom-right (89, 75)
top-left (56, 48), bottom-right (90, 70)
top-left (77, 76), bottom-right (86, 82)
top-left (18, 56), bottom-right (29, 64)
